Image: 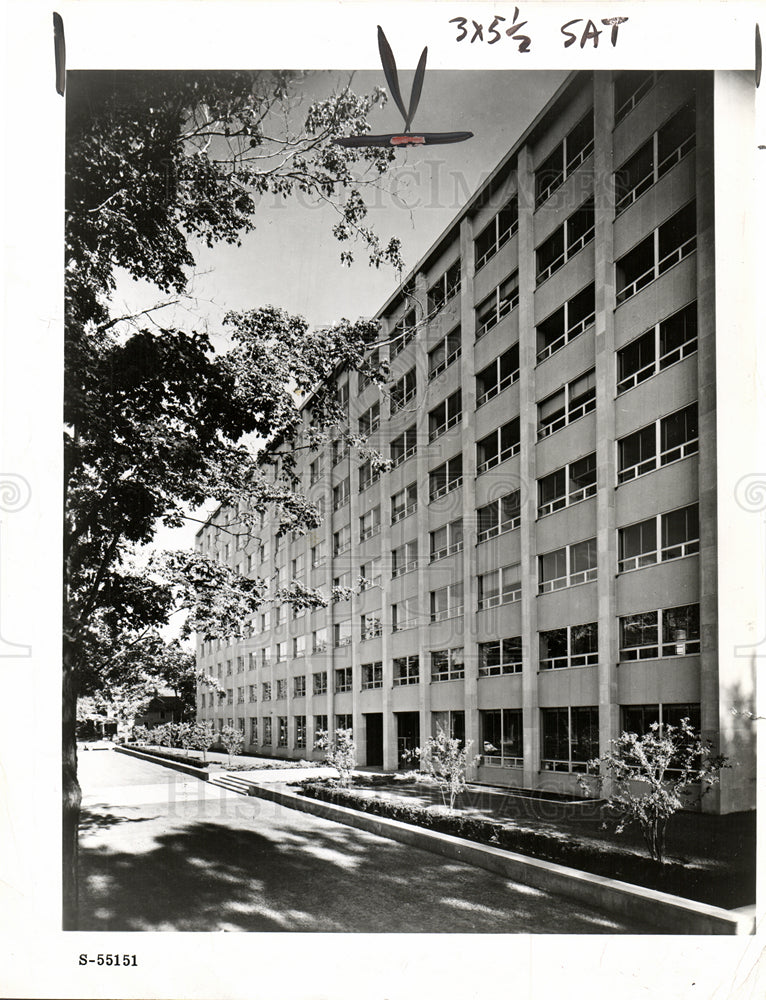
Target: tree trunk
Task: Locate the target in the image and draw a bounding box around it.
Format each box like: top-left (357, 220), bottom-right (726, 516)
top-left (62, 640), bottom-right (81, 930)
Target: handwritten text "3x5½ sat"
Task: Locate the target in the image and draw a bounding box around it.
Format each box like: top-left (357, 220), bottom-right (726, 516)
top-left (449, 10), bottom-right (629, 51)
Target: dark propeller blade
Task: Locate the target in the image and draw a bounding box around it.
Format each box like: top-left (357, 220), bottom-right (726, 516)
top-left (333, 131), bottom-right (474, 148)
top-left (404, 46), bottom-right (428, 132)
top-left (377, 26), bottom-right (409, 126)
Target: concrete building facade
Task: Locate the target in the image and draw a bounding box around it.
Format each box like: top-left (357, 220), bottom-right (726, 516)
top-left (195, 70), bottom-right (757, 813)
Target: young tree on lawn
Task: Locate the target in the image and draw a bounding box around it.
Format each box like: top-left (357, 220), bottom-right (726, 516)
top-left (131, 724), bottom-right (150, 745)
top-left (578, 718), bottom-right (728, 863)
top-left (314, 728), bottom-right (356, 788)
top-left (189, 721), bottom-right (216, 762)
top-left (408, 726), bottom-right (476, 813)
top-left (221, 725), bottom-right (245, 766)
top-left (63, 68), bottom-right (402, 928)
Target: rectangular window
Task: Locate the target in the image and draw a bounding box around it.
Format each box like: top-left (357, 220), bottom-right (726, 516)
top-left (359, 505), bottom-right (381, 541)
top-left (393, 655), bottom-right (420, 686)
top-left (541, 706), bottom-right (599, 772)
top-left (536, 198), bottom-right (595, 284)
top-left (392, 597), bottom-right (418, 632)
top-left (359, 401), bottom-right (381, 437)
top-left (336, 714), bottom-right (353, 732)
top-left (277, 716), bottom-right (288, 747)
top-left (250, 717), bottom-right (258, 743)
top-left (540, 623), bottom-right (598, 670)
top-left (360, 611), bottom-right (382, 641)
top-left (361, 661), bottom-right (383, 689)
top-left (333, 477), bottom-right (350, 511)
top-left (335, 667), bottom-right (353, 693)
top-left (430, 583), bottom-right (463, 622)
top-left (312, 627), bottom-right (328, 653)
top-left (429, 455), bottom-right (463, 501)
top-left (390, 309), bottom-right (416, 359)
top-left (429, 518), bottom-right (463, 561)
top-left (475, 196), bottom-right (519, 270)
top-left (291, 554), bottom-right (305, 581)
top-left (358, 459), bottom-right (380, 493)
top-left (480, 708), bottom-right (523, 767)
top-left (391, 482), bottom-right (418, 523)
top-left (333, 524), bottom-right (351, 556)
top-left (478, 566), bottom-right (521, 610)
top-left (314, 713), bottom-right (328, 735)
top-left (294, 715), bottom-right (306, 749)
top-left (536, 283), bottom-right (595, 364)
top-left (479, 637), bottom-right (522, 676)
top-left (292, 635), bottom-right (306, 658)
top-left (619, 604), bottom-right (700, 660)
top-left (615, 100), bottom-right (696, 215)
top-left (262, 681), bottom-right (272, 701)
top-left (538, 538), bottom-right (597, 592)
top-left (391, 540), bottom-right (418, 578)
top-left (293, 675), bottom-right (306, 698)
top-left (614, 70), bottom-right (657, 125)
top-left (332, 438), bottom-right (349, 465)
top-left (537, 369), bottom-right (595, 439)
top-left (477, 418), bottom-right (520, 473)
top-left (309, 457), bottom-right (324, 487)
top-left (275, 641), bottom-right (287, 663)
top-left (428, 327), bottom-right (462, 381)
top-left (248, 684), bottom-right (257, 702)
top-left (617, 403), bottom-right (698, 484)
top-left (276, 678), bottom-right (287, 700)
top-left (618, 503), bottom-right (699, 571)
top-left (427, 259), bottom-right (461, 315)
top-left (617, 302), bottom-right (697, 394)
top-left (311, 541), bottom-right (326, 568)
top-left (476, 344), bottom-right (520, 406)
top-left (237, 686), bottom-right (245, 704)
top-left (428, 389), bottom-right (462, 441)
top-left (262, 717), bottom-right (273, 745)
top-left (390, 367), bottom-right (417, 414)
top-left (359, 557), bottom-right (382, 590)
top-left (477, 491), bottom-right (520, 542)
top-left (430, 646), bottom-right (465, 682)
top-left (313, 671), bottom-right (327, 695)
top-left (616, 201), bottom-right (697, 304)
top-left (333, 621), bottom-right (352, 647)
top-left (390, 424), bottom-right (417, 467)
top-left (475, 272), bottom-right (519, 340)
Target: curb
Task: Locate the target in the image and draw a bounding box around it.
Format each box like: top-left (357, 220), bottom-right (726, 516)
top-left (247, 783), bottom-right (754, 936)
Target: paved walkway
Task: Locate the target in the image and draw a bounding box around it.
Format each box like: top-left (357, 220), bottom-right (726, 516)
top-left (77, 749), bottom-right (653, 933)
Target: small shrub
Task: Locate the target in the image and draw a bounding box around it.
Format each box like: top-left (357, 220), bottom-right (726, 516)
top-left (314, 727), bottom-right (356, 787)
top-left (220, 724), bottom-right (245, 764)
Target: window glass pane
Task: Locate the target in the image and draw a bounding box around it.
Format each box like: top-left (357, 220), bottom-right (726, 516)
top-left (618, 331), bottom-right (655, 382)
top-left (621, 612), bottom-right (658, 647)
top-left (541, 708), bottom-right (569, 760)
top-left (570, 453), bottom-right (597, 491)
top-left (620, 518), bottom-right (657, 559)
top-left (571, 622), bottom-right (598, 655)
top-left (619, 425), bottom-right (656, 470)
top-left (662, 504), bottom-right (698, 548)
top-left (662, 604), bottom-right (700, 642)
top-left (661, 404), bottom-right (697, 451)
top-left (571, 707), bottom-right (599, 761)
top-left (540, 549), bottom-right (567, 582)
top-left (502, 709), bottom-right (523, 757)
top-left (540, 628), bottom-right (568, 660)
top-left (660, 302), bottom-right (697, 356)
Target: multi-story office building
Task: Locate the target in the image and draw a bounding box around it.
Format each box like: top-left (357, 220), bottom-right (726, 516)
top-left (196, 70), bottom-right (757, 813)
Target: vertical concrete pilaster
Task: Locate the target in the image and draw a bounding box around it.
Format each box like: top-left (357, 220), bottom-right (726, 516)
top-left (516, 142), bottom-right (540, 785)
top-left (593, 72), bottom-right (620, 760)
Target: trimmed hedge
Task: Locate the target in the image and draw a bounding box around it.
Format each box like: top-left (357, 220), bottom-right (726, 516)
top-left (124, 744), bottom-right (210, 768)
top-left (298, 782), bottom-right (751, 909)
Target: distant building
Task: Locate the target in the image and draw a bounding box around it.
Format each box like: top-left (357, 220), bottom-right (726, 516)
top-left (195, 70), bottom-right (757, 813)
top-left (135, 693), bottom-right (186, 730)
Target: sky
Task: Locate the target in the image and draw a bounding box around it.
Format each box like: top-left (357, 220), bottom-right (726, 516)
top-left (113, 68), bottom-right (568, 553)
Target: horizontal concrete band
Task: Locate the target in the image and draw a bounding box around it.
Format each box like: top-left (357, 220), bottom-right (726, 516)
top-left (115, 745), bottom-right (212, 780)
top-left (248, 783), bottom-right (754, 936)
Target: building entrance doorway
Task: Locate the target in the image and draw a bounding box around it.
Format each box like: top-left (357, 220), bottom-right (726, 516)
top-left (364, 713), bottom-right (383, 766)
top-left (396, 711), bottom-right (420, 767)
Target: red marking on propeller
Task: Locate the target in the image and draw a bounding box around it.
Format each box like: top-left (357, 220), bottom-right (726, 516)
top-left (390, 135), bottom-right (425, 146)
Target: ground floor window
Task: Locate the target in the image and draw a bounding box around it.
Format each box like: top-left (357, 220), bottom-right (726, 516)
top-left (250, 718), bottom-right (258, 744)
top-left (479, 709), bottom-right (523, 768)
top-left (431, 710), bottom-right (465, 744)
top-left (294, 715), bottom-right (307, 749)
top-left (262, 717), bottom-right (272, 745)
top-left (277, 716), bottom-right (288, 747)
top-left (621, 702), bottom-right (701, 771)
top-left (541, 706), bottom-right (598, 772)
top-left (314, 714), bottom-right (328, 739)
top-left (336, 713), bottom-right (353, 732)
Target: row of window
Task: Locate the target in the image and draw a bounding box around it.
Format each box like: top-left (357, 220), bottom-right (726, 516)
top-left (206, 698), bottom-right (700, 773)
top-left (201, 601), bottom-right (703, 705)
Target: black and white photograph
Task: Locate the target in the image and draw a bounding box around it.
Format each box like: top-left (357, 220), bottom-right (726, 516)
top-left (1, 1), bottom-right (764, 998)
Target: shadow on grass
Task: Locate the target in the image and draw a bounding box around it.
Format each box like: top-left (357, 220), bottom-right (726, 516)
top-left (79, 810), bottom-right (158, 834)
top-left (77, 806), bottom-right (650, 934)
